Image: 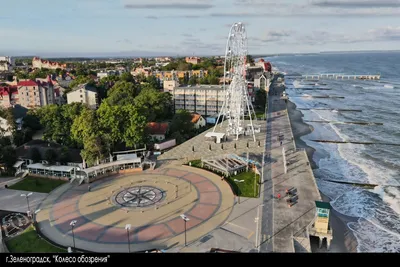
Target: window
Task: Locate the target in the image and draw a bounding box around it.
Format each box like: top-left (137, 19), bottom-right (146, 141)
top-left (81, 100), bottom-right (83, 103)
top-left (34, 92), bottom-right (36, 96)
top-left (80, 95), bottom-right (83, 98)
top-left (26, 92), bottom-right (28, 96)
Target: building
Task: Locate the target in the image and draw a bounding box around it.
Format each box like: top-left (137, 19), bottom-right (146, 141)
top-left (172, 85), bottom-right (226, 117)
top-left (185, 57), bottom-right (201, 65)
top-left (131, 67), bottom-right (152, 77)
top-left (255, 59), bottom-right (272, 72)
top-left (0, 56), bottom-right (15, 72)
top-left (17, 79), bottom-right (55, 109)
top-left (155, 70), bottom-right (208, 82)
top-left (254, 73), bottom-right (271, 92)
top-left (191, 113), bottom-right (206, 129)
top-left (0, 85), bottom-right (18, 108)
top-left (66, 83), bottom-right (99, 109)
top-left (146, 122), bottom-right (169, 142)
top-left (0, 116), bottom-right (12, 136)
top-left (163, 80), bottom-right (179, 92)
top-left (32, 57), bottom-right (67, 70)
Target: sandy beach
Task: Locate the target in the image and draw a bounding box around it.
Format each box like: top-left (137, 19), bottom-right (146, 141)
top-left (286, 99), bottom-right (359, 252)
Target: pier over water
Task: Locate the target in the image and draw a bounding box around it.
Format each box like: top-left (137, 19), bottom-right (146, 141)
top-left (302, 73), bottom-right (380, 80)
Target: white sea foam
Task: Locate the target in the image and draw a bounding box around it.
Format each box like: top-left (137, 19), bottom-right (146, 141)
top-left (348, 218), bottom-right (400, 253)
top-left (280, 61), bottom-right (400, 252)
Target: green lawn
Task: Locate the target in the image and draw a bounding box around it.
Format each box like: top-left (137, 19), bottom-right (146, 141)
top-left (6, 226), bottom-right (66, 253)
top-left (187, 160), bottom-right (260, 198)
top-left (226, 171), bottom-right (260, 198)
top-left (8, 177), bottom-right (67, 193)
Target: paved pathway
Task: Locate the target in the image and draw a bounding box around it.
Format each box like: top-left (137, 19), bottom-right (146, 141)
top-left (36, 164), bottom-right (234, 252)
top-left (0, 188), bottom-right (48, 213)
top-left (259, 79), bottom-right (321, 252)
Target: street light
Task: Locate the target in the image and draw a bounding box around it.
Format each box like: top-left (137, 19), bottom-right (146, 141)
top-left (125, 224), bottom-right (131, 253)
top-left (33, 209), bottom-right (41, 224)
top-left (21, 192), bottom-right (33, 216)
top-left (70, 220), bottom-right (77, 251)
top-left (180, 214), bottom-right (190, 246)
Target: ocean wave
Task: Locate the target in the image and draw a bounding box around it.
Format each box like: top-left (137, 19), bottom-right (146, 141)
top-left (348, 218), bottom-right (400, 253)
top-left (279, 59), bottom-right (400, 252)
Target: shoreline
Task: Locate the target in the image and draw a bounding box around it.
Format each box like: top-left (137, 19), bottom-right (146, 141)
top-left (286, 97), bottom-right (359, 252)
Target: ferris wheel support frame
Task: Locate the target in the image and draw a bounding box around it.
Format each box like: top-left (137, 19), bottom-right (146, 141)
top-left (213, 22), bottom-right (257, 142)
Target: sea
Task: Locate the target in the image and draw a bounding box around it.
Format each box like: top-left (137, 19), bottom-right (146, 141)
top-left (267, 51), bottom-right (400, 252)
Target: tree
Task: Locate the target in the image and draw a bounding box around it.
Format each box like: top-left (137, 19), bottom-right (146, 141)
top-left (0, 145), bottom-right (16, 172)
top-left (59, 147), bottom-right (70, 164)
top-left (146, 76), bottom-right (161, 89)
top-left (44, 149), bottom-right (57, 164)
top-left (169, 110), bottom-right (194, 139)
top-left (246, 55), bottom-right (255, 65)
top-left (80, 135), bottom-right (110, 166)
top-left (255, 89), bottom-right (267, 110)
top-left (133, 87), bottom-right (173, 121)
top-left (188, 76), bottom-right (198, 86)
top-left (34, 103), bottom-right (87, 146)
top-left (71, 108), bottom-right (99, 146)
top-left (122, 104), bottom-right (148, 147)
top-left (120, 72), bottom-right (134, 83)
top-left (69, 75), bottom-right (94, 89)
top-left (105, 81), bottom-right (139, 106)
top-left (31, 147), bottom-right (42, 163)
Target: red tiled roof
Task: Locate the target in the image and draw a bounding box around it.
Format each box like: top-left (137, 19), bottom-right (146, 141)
top-left (191, 113), bottom-right (202, 123)
top-left (18, 80), bottom-right (38, 87)
top-left (0, 86), bottom-right (18, 96)
top-left (146, 122), bottom-right (169, 135)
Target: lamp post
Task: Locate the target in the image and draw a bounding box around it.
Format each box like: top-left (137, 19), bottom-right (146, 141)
top-left (33, 209), bottom-right (41, 224)
top-left (180, 214), bottom-right (190, 246)
top-left (234, 179), bottom-right (244, 204)
top-left (70, 220), bottom-right (77, 251)
top-left (21, 192), bottom-right (33, 216)
top-left (125, 224), bottom-right (131, 253)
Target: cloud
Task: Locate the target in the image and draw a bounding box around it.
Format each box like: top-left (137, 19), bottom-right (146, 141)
top-left (145, 16), bottom-right (158, 19)
top-left (181, 33), bottom-right (193, 37)
top-left (311, 0), bottom-right (400, 8)
top-left (124, 3), bottom-right (213, 10)
top-left (248, 30), bottom-right (294, 44)
top-left (369, 26), bottom-right (400, 40)
top-left (116, 39), bottom-right (132, 44)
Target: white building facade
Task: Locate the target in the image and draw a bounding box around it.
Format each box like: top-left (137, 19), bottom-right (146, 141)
top-left (67, 83), bottom-right (99, 109)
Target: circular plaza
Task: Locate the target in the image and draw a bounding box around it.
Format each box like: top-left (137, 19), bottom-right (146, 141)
top-left (35, 165), bottom-right (234, 252)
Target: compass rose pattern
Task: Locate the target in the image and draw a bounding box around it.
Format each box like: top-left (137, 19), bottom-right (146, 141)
top-left (114, 186), bottom-right (165, 208)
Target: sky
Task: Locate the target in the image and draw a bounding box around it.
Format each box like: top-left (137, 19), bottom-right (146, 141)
top-left (1, 0), bottom-right (400, 57)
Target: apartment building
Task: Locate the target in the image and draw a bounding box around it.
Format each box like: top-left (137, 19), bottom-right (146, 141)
top-left (155, 70), bottom-right (208, 81)
top-left (172, 85), bottom-right (226, 117)
top-left (17, 80), bottom-right (55, 108)
top-left (67, 83), bottom-right (98, 109)
top-left (0, 56), bottom-right (15, 71)
top-left (32, 57), bottom-right (67, 70)
top-left (185, 57), bottom-right (201, 65)
top-left (163, 80), bottom-right (179, 92)
top-left (0, 85), bottom-right (18, 108)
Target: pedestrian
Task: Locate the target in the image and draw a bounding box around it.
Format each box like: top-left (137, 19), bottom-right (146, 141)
top-left (280, 141), bottom-right (282, 146)
top-left (88, 185), bottom-right (91, 192)
top-left (277, 193), bottom-right (281, 200)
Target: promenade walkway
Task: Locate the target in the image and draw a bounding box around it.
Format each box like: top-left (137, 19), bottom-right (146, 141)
top-left (259, 77), bottom-right (321, 252)
top-left (35, 163), bottom-right (234, 252)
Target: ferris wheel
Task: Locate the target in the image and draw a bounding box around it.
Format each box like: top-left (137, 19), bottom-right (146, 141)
top-left (214, 22), bottom-right (257, 141)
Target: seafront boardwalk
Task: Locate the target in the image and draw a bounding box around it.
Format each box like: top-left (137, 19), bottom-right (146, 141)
top-left (259, 76), bottom-right (322, 252)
